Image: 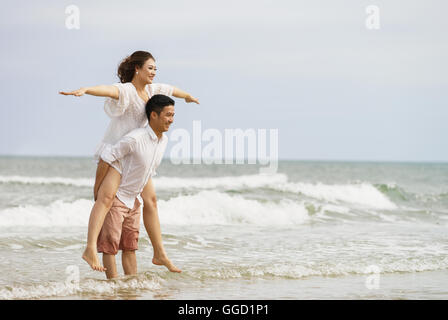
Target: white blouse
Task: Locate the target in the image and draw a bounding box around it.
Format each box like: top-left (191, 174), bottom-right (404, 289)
top-left (93, 82), bottom-right (174, 162)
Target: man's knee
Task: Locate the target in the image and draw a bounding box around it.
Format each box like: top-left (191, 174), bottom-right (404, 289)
top-left (122, 250), bottom-right (136, 257)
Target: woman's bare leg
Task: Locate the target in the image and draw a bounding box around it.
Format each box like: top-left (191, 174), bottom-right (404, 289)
top-left (141, 179), bottom-right (181, 273)
top-left (94, 160), bottom-right (111, 201)
top-left (82, 167), bottom-right (121, 272)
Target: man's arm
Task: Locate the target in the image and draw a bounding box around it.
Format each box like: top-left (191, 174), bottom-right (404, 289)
top-left (94, 135), bottom-right (136, 200)
top-left (59, 85), bottom-right (119, 99)
top-left (100, 136), bottom-right (136, 166)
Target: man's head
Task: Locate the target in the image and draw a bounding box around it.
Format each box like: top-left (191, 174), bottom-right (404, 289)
top-left (145, 94), bottom-right (175, 133)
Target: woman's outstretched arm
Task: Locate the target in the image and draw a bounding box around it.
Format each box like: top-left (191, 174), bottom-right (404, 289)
top-left (59, 85), bottom-right (119, 99)
top-left (172, 87), bottom-right (200, 104)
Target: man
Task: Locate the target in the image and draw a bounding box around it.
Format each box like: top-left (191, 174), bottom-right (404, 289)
top-left (95, 94), bottom-right (177, 279)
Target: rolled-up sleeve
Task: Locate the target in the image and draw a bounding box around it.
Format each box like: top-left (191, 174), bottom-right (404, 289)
top-left (100, 135), bottom-right (136, 165)
top-left (150, 83), bottom-right (174, 96)
top-left (104, 83), bottom-right (131, 117)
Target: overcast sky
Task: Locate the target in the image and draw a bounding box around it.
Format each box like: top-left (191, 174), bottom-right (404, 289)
top-left (0, 0), bottom-right (447, 162)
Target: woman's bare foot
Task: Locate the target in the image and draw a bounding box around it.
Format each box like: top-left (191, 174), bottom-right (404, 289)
top-left (82, 246), bottom-right (107, 272)
top-left (152, 256), bottom-right (181, 273)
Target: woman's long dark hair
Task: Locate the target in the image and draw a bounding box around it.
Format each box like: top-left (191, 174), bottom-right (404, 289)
top-left (117, 51), bottom-right (155, 83)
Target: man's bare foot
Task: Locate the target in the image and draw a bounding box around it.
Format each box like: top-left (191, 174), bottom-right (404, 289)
top-left (152, 256), bottom-right (181, 273)
top-left (82, 247), bottom-right (107, 272)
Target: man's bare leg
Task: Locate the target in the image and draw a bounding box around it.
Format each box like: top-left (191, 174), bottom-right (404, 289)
top-left (141, 179), bottom-right (181, 273)
top-left (82, 167), bottom-right (121, 272)
top-left (103, 253), bottom-right (119, 279)
top-left (122, 250), bottom-right (137, 276)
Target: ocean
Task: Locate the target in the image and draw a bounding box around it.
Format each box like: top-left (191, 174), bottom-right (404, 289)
top-left (0, 156), bottom-right (447, 300)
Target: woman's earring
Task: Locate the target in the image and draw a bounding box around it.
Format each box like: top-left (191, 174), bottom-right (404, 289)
top-left (136, 71), bottom-right (139, 75)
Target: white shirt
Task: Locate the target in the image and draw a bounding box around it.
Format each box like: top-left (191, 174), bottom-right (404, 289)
top-left (100, 125), bottom-right (168, 209)
top-left (93, 82), bottom-right (173, 162)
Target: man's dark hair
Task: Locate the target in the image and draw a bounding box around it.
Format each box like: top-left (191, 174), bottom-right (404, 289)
top-left (145, 94), bottom-right (175, 121)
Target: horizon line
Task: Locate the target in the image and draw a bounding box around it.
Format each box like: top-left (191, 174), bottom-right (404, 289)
top-left (0, 154), bottom-right (447, 164)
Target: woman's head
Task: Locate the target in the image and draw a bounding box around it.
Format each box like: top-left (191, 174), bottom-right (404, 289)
top-left (117, 51), bottom-right (156, 84)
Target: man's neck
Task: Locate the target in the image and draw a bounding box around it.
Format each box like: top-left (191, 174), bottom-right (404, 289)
top-left (149, 123), bottom-right (163, 140)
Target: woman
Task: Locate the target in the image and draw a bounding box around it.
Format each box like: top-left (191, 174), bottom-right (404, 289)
top-left (60, 51), bottom-right (199, 273)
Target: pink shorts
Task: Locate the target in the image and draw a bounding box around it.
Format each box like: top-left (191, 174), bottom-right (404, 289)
top-left (97, 197), bottom-right (141, 255)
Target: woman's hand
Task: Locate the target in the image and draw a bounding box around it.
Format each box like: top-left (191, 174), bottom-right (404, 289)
top-left (172, 87), bottom-right (200, 104)
top-left (185, 95), bottom-right (200, 104)
top-left (59, 85), bottom-right (119, 99)
top-left (59, 87), bottom-right (88, 97)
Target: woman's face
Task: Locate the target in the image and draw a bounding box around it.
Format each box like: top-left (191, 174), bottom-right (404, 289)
top-left (136, 58), bottom-right (157, 84)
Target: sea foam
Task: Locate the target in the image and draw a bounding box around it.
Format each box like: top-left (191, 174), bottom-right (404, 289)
top-left (0, 192), bottom-right (311, 227)
top-left (0, 273), bottom-right (162, 300)
top-left (272, 181), bottom-right (398, 210)
top-left (0, 175), bottom-right (94, 187)
top-left (0, 173), bottom-right (397, 210)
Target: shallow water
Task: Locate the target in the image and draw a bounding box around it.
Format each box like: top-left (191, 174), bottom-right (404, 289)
top-left (0, 157), bottom-right (447, 299)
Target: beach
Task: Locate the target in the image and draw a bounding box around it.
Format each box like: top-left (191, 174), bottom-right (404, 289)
top-left (0, 157), bottom-right (447, 299)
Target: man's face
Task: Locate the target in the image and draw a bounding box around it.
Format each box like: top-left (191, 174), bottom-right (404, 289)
top-left (152, 105), bottom-right (175, 132)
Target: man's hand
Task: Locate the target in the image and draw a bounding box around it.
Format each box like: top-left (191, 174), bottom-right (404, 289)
top-left (59, 87), bottom-right (88, 97)
top-left (185, 95), bottom-right (200, 104)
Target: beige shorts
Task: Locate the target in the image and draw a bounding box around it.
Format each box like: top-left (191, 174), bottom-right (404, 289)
top-left (97, 197), bottom-right (141, 255)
